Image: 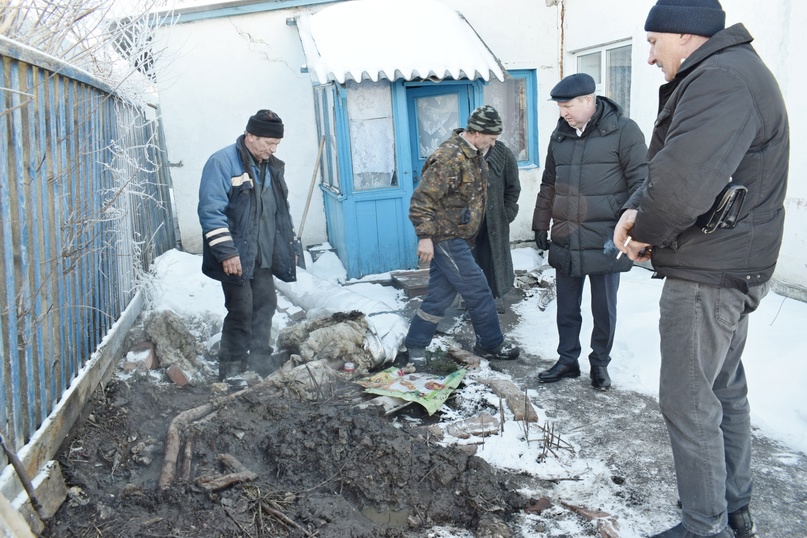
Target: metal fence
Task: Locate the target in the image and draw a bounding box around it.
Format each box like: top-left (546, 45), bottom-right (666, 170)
top-left (0, 36), bottom-right (176, 457)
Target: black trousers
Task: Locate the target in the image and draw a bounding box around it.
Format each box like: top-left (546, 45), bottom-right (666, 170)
top-left (555, 271), bottom-right (620, 367)
top-left (219, 265), bottom-right (276, 364)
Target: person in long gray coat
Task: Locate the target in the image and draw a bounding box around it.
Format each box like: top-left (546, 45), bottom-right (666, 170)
top-left (473, 140), bottom-right (521, 311)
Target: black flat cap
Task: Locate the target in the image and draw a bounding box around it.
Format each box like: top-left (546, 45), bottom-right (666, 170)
top-left (549, 73), bottom-right (596, 102)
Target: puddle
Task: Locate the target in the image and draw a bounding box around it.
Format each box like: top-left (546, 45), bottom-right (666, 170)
top-left (360, 506), bottom-right (411, 527)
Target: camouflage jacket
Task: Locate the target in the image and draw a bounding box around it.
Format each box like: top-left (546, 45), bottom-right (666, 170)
top-left (409, 129), bottom-right (487, 243)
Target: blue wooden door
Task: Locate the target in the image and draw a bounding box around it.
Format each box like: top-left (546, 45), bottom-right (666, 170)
top-left (324, 82), bottom-right (475, 279)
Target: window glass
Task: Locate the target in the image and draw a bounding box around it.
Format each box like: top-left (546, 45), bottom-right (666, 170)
top-left (577, 52), bottom-right (602, 83)
top-left (575, 41), bottom-right (632, 116)
top-left (607, 45), bottom-right (632, 116)
top-left (346, 80), bottom-right (397, 191)
top-left (416, 94), bottom-right (458, 159)
top-left (314, 84), bottom-right (340, 191)
top-left (484, 72), bottom-right (534, 163)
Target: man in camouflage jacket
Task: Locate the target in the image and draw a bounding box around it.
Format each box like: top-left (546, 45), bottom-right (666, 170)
top-left (404, 105), bottom-right (520, 363)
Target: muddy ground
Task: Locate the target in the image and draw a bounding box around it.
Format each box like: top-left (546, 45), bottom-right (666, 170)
top-left (45, 374), bottom-right (531, 538)
top-left (42, 284), bottom-right (807, 537)
top-left (43, 307), bottom-right (538, 538)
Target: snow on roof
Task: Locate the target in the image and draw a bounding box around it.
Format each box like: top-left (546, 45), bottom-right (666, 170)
top-left (295, 0), bottom-right (505, 84)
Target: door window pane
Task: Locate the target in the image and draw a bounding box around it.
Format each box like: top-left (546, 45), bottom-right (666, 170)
top-left (416, 94), bottom-right (458, 159)
top-left (314, 84), bottom-right (340, 192)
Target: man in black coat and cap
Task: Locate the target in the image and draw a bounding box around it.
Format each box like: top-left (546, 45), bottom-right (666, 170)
top-left (532, 73), bottom-right (647, 390)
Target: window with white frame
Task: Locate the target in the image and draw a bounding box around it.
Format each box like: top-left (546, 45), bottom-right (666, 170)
top-left (576, 41), bottom-right (632, 116)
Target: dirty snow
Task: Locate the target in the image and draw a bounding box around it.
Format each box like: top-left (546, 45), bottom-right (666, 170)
top-left (145, 246), bottom-right (807, 537)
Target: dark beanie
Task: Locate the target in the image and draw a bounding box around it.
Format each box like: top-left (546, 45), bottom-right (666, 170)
top-left (645, 0), bottom-right (725, 37)
top-left (246, 109), bottom-right (284, 138)
top-left (466, 105), bottom-right (502, 135)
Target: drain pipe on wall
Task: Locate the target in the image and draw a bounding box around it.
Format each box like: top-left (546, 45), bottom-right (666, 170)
top-left (545, 0), bottom-right (565, 77)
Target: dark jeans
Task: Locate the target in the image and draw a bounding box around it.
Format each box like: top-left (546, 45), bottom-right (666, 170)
top-left (405, 238), bottom-right (503, 351)
top-left (219, 264), bottom-right (277, 364)
top-left (555, 271), bottom-right (620, 367)
top-left (659, 278), bottom-right (768, 535)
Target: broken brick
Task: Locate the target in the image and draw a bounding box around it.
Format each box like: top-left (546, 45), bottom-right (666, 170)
top-left (166, 364), bottom-right (189, 387)
top-left (124, 341), bottom-right (158, 371)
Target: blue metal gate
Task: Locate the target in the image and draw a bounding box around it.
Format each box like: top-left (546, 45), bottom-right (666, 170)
top-left (0, 35), bottom-right (176, 460)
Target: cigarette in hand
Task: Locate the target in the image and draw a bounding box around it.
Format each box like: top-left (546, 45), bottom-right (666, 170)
top-left (616, 236), bottom-right (632, 259)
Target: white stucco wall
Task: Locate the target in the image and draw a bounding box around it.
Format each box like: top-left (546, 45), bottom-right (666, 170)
top-left (153, 7), bottom-right (327, 254)
top-left (564, 0), bottom-right (805, 294)
top-left (153, 0), bottom-right (805, 293)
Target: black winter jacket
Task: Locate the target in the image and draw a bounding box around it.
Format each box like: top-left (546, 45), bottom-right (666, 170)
top-left (627, 24), bottom-right (789, 291)
top-left (533, 96), bottom-right (647, 277)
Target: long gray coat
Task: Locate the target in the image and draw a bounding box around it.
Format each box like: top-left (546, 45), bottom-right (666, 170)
top-left (474, 141), bottom-right (521, 298)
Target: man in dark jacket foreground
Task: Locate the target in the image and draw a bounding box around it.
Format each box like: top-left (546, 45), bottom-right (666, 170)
top-left (532, 73), bottom-right (647, 390)
top-left (615, 1), bottom-right (789, 537)
top-left (405, 106), bottom-right (520, 363)
top-left (198, 109), bottom-right (297, 380)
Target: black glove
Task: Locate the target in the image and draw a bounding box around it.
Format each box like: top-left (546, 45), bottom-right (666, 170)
top-left (535, 230), bottom-right (550, 251)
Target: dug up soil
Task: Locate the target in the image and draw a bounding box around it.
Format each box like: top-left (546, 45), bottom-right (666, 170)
top-left (39, 282), bottom-right (807, 538)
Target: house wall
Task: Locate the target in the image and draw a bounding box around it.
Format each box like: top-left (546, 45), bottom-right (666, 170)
top-left (441, 0), bottom-right (560, 243)
top-left (564, 0), bottom-right (805, 295)
top-left (154, 0), bottom-right (805, 293)
top-left (153, 6), bottom-right (327, 254)
top-left (153, 0), bottom-right (558, 256)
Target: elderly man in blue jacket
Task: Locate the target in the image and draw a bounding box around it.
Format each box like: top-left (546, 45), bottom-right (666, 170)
top-left (616, 1), bottom-right (789, 537)
top-left (198, 109), bottom-right (297, 380)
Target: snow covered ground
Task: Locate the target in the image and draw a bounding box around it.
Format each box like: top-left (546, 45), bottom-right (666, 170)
top-left (146, 246), bottom-right (807, 536)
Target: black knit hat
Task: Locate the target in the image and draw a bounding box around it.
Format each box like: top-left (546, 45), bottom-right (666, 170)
top-left (246, 109), bottom-right (284, 138)
top-left (549, 73), bottom-right (596, 102)
top-left (466, 105), bottom-right (502, 135)
top-left (645, 0), bottom-right (726, 37)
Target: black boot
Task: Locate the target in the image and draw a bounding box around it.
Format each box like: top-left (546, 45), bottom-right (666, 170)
top-left (649, 523), bottom-right (733, 538)
top-left (728, 505), bottom-right (757, 538)
top-left (590, 365), bottom-right (611, 390)
top-left (218, 360), bottom-right (244, 381)
top-left (248, 350), bottom-right (289, 377)
top-left (538, 360), bottom-right (580, 383)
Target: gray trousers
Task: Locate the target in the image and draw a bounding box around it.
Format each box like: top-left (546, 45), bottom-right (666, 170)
top-left (658, 278), bottom-right (768, 535)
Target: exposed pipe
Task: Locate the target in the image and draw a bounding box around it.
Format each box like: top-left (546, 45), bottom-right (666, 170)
top-left (559, 0), bottom-right (566, 78)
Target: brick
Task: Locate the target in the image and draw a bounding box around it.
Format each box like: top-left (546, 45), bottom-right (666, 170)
top-left (445, 413), bottom-right (500, 439)
top-left (476, 378), bottom-right (539, 423)
top-left (124, 341), bottom-right (158, 371)
top-left (166, 364), bottom-right (189, 387)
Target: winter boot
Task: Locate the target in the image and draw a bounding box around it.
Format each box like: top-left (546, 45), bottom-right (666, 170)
top-left (728, 506), bottom-right (757, 538)
top-left (649, 523), bottom-right (733, 538)
top-left (473, 341), bottom-right (520, 360)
